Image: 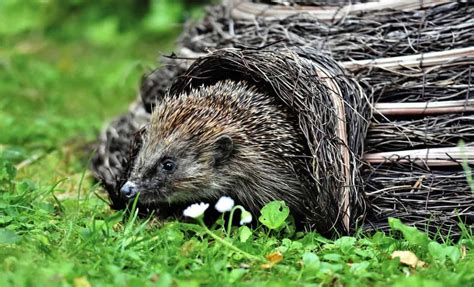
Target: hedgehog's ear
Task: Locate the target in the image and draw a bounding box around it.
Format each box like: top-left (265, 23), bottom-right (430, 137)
top-left (213, 135), bottom-right (234, 165)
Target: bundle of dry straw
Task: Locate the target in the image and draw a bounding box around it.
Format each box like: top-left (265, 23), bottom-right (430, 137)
top-left (168, 48), bottom-right (371, 233)
top-left (92, 0), bottom-right (474, 237)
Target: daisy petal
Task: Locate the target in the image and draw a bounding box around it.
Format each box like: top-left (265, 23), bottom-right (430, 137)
top-left (183, 202), bottom-right (209, 218)
top-left (215, 196), bottom-right (235, 213)
top-left (240, 210), bottom-right (252, 225)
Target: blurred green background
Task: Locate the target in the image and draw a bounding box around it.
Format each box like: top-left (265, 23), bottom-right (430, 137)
top-left (0, 0), bottom-right (210, 181)
top-left (2, 2), bottom-right (474, 287)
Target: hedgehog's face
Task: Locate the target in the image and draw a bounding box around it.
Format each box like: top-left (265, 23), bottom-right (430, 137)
top-left (120, 134), bottom-right (234, 205)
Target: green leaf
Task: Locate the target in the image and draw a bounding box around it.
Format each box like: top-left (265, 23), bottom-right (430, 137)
top-left (428, 242), bottom-right (461, 264)
top-left (428, 241), bottom-right (444, 261)
top-left (388, 218), bottom-right (429, 248)
top-left (156, 273), bottom-right (173, 287)
top-left (15, 180), bottom-right (36, 193)
top-left (445, 246), bottom-right (461, 264)
top-left (1, 147), bottom-right (27, 163)
top-left (350, 262), bottom-right (370, 274)
top-left (393, 276), bottom-right (443, 287)
top-left (0, 228), bottom-right (20, 244)
top-left (0, 158), bottom-right (16, 183)
top-left (228, 269), bottom-right (247, 283)
top-left (164, 227), bottom-right (184, 243)
top-left (302, 252), bottom-right (320, 271)
top-left (258, 201), bottom-right (290, 230)
top-left (239, 226), bottom-right (252, 243)
top-left (320, 262), bottom-right (343, 273)
top-left (0, 215), bottom-right (12, 225)
top-left (176, 280), bottom-right (200, 287)
top-left (323, 253), bottom-right (343, 262)
top-left (334, 236), bottom-right (356, 254)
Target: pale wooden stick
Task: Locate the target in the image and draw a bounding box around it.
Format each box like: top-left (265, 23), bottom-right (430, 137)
top-left (342, 47), bottom-right (474, 70)
top-left (15, 152), bottom-right (46, 170)
top-left (179, 47), bottom-right (474, 76)
top-left (227, 0), bottom-right (450, 21)
top-left (374, 100), bottom-right (474, 116)
top-left (314, 63), bottom-right (351, 232)
top-left (179, 47), bottom-right (205, 59)
top-left (364, 146), bottom-right (474, 166)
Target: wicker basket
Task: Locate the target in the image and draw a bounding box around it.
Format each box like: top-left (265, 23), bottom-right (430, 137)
top-left (92, 0), bottom-right (474, 237)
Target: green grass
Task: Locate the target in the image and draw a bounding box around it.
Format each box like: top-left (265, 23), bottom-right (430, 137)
top-left (1, 1), bottom-right (474, 286)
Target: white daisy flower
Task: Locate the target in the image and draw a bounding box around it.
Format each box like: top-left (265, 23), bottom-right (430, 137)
top-left (183, 202), bottom-right (209, 218)
top-left (240, 210), bottom-right (252, 225)
top-left (214, 196), bottom-right (235, 213)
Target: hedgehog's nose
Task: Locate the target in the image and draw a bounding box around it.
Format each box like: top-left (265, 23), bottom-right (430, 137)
top-left (120, 181), bottom-right (137, 199)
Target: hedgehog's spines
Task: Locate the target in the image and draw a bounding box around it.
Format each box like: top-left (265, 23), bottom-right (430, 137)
top-left (131, 80), bottom-right (312, 222)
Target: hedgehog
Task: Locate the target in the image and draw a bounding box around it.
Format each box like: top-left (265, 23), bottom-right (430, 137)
top-left (120, 80), bottom-right (315, 223)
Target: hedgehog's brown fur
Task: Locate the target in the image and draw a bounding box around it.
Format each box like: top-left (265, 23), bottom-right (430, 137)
top-left (126, 80), bottom-right (313, 222)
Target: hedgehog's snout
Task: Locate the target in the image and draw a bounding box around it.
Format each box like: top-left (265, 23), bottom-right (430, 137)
top-left (120, 181), bottom-right (137, 199)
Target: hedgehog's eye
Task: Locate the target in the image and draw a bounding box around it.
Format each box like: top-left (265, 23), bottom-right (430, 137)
top-left (161, 159), bottom-right (176, 173)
